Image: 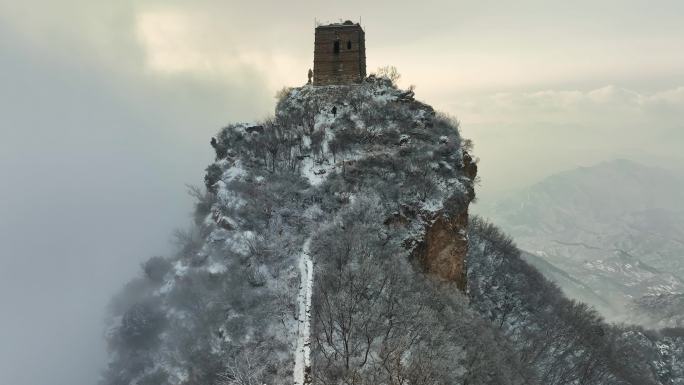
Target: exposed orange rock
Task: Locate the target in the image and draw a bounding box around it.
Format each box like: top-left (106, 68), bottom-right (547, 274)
top-left (412, 151), bottom-right (477, 291)
top-left (418, 210), bottom-right (469, 290)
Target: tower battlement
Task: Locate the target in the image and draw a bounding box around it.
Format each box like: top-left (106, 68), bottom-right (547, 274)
top-left (313, 21), bottom-right (366, 85)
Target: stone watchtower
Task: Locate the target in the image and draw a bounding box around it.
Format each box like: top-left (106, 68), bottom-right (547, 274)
top-left (313, 21), bottom-right (366, 85)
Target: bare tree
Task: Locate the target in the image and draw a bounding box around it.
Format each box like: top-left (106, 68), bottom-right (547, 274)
top-left (216, 348), bottom-right (266, 385)
top-left (375, 65), bottom-right (401, 86)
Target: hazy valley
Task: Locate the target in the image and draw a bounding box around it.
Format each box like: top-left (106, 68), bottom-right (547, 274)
top-left (478, 159), bottom-right (684, 327)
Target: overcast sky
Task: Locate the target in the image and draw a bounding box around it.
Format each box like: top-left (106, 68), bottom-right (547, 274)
top-left (1, 1), bottom-right (683, 385)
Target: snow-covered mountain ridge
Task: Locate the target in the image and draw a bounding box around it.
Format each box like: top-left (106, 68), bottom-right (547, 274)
top-left (102, 77), bottom-right (481, 385)
top-left (101, 79), bottom-right (684, 385)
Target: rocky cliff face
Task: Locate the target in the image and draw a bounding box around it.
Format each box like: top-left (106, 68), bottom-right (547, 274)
top-left (415, 208), bottom-right (470, 289)
top-left (269, 76), bottom-right (478, 291)
top-left (413, 152), bottom-right (477, 290)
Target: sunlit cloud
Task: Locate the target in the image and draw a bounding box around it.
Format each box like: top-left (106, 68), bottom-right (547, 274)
top-left (135, 8), bottom-right (306, 90)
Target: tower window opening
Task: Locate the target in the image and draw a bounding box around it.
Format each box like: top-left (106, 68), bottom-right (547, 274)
top-left (333, 40), bottom-right (340, 54)
top-left (347, 40), bottom-right (352, 49)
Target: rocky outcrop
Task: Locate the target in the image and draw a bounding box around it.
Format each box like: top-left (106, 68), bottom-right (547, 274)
top-left (417, 210), bottom-right (470, 290)
top-left (413, 151), bottom-right (477, 291)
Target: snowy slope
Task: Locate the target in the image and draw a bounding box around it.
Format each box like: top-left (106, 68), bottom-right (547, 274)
top-left (100, 79), bottom-right (684, 385)
top-left (468, 217), bottom-right (684, 385)
top-left (100, 77), bottom-right (488, 385)
top-left (293, 238), bottom-right (312, 385)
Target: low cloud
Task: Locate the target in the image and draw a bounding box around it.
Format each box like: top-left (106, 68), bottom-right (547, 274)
top-left (134, 8), bottom-right (306, 90)
top-left (454, 85), bottom-right (684, 126)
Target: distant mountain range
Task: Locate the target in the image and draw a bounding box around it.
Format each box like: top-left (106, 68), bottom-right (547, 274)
top-left (477, 159), bottom-right (684, 327)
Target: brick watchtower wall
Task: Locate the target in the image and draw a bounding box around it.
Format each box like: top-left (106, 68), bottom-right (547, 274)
top-left (313, 21), bottom-right (366, 85)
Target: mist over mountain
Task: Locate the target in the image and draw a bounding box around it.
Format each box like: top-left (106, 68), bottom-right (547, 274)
top-left (3, 1), bottom-right (684, 384)
top-left (478, 159), bottom-right (684, 326)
